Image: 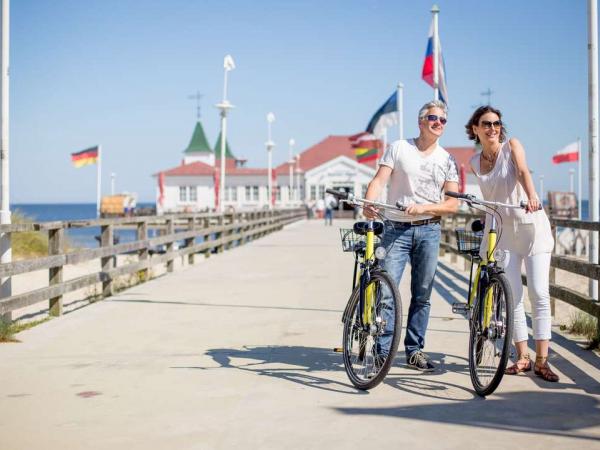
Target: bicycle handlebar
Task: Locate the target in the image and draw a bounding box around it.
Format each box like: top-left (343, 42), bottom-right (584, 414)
top-left (445, 191), bottom-right (541, 211)
top-left (325, 189), bottom-right (405, 211)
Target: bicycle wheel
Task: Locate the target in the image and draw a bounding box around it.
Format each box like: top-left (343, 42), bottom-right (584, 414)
top-left (342, 270), bottom-right (402, 390)
top-left (468, 272), bottom-right (514, 397)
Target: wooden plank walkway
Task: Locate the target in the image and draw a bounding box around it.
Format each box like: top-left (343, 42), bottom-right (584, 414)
top-left (0, 219), bottom-right (599, 449)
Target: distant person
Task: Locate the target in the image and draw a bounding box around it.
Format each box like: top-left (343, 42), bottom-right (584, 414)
top-left (324, 193), bottom-right (336, 226)
top-left (466, 105), bottom-right (558, 382)
top-left (316, 197), bottom-right (325, 219)
top-left (364, 100), bottom-right (459, 372)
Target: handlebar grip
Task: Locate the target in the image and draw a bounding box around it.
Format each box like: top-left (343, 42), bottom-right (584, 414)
top-left (325, 189), bottom-right (348, 199)
top-left (445, 191), bottom-right (461, 199)
top-left (519, 201), bottom-right (543, 211)
top-left (395, 201), bottom-right (407, 211)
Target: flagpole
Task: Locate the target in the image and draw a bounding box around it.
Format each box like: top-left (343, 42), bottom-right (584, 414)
top-left (578, 137), bottom-right (582, 219)
top-left (0, 0), bottom-right (10, 321)
top-left (397, 82), bottom-right (404, 140)
top-left (96, 145), bottom-right (101, 218)
top-left (588, 0), bottom-right (599, 300)
top-left (432, 4), bottom-right (440, 102)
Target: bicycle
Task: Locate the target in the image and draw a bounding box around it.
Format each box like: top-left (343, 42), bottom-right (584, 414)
top-left (326, 188), bottom-right (404, 390)
top-left (446, 191), bottom-right (532, 397)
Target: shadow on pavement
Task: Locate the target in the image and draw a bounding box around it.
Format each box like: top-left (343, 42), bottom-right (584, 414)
top-left (335, 390), bottom-right (600, 442)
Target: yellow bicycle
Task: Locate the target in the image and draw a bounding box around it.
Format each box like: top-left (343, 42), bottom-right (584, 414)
top-left (327, 189), bottom-right (404, 390)
top-left (446, 191), bottom-right (532, 396)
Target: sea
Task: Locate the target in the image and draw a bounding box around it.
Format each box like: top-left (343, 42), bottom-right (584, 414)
top-left (10, 200), bottom-right (595, 249)
top-left (12, 202), bottom-right (156, 249)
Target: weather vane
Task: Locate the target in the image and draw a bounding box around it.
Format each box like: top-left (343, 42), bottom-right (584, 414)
top-left (188, 91), bottom-right (203, 120)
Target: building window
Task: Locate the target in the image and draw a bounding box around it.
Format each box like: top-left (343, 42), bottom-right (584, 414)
top-left (179, 186), bottom-right (187, 202)
top-left (310, 185), bottom-right (316, 201)
top-left (189, 186), bottom-right (197, 202)
top-left (252, 186), bottom-right (259, 201)
top-left (245, 186), bottom-right (252, 201)
top-left (275, 186), bottom-right (281, 201)
top-left (230, 186), bottom-right (237, 201)
top-left (319, 185), bottom-right (325, 199)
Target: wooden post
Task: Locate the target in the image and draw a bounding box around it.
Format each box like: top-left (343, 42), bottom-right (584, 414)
top-left (101, 224), bottom-right (114, 297)
top-left (217, 214), bottom-right (225, 253)
top-left (187, 217), bottom-right (195, 265)
top-left (203, 217), bottom-right (211, 258)
top-left (450, 216), bottom-right (458, 265)
top-left (137, 220), bottom-right (149, 282)
top-left (166, 218), bottom-right (175, 273)
top-left (48, 227), bottom-right (64, 316)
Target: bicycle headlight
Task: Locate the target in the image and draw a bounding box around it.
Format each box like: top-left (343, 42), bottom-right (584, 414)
top-left (493, 248), bottom-right (506, 262)
top-left (374, 246), bottom-right (387, 260)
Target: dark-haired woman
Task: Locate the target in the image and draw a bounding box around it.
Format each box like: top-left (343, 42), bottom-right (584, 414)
top-left (465, 106), bottom-right (559, 382)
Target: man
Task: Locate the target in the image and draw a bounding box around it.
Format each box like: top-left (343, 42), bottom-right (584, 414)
top-left (364, 100), bottom-right (459, 371)
top-left (324, 192), bottom-right (336, 226)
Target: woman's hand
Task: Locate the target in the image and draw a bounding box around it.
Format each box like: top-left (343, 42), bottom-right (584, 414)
top-left (363, 204), bottom-right (379, 219)
top-left (526, 196), bottom-right (541, 213)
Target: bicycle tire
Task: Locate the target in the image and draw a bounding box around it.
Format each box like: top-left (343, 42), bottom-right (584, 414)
top-left (342, 270), bottom-right (402, 390)
top-left (468, 272), bottom-right (514, 397)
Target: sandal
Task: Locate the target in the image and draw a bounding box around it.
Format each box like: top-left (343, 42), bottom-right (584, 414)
top-left (505, 353), bottom-right (532, 375)
top-left (534, 356), bottom-right (560, 382)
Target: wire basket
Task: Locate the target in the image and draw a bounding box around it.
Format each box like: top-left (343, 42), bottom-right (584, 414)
top-left (455, 229), bottom-right (483, 255)
top-left (339, 228), bottom-right (380, 252)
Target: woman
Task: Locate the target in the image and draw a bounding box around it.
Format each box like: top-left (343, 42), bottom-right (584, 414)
top-left (465, 105), bottom-right (559, 382)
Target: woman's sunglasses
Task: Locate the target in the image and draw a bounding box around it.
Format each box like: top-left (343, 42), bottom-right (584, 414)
top-left (480, 120), bottom-right (502, 129)
top-left (425, 114), bottom-right (447, 125)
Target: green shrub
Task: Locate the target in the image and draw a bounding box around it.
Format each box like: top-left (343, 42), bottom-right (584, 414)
top-left (11, 210), bottom-right (48, 259)
top-left (568, 311), bottom-right (600, 349)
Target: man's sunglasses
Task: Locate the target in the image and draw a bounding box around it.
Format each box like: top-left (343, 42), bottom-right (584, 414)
top-left (480, 120), bottom-right (502, 129)
top-left (425, 114), bottom-right (447, 125)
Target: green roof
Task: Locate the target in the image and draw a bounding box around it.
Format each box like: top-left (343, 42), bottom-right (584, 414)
top-left (183, 122), bottom-right (213, 154)
top-left (214, 131), bottom-right (236, 159)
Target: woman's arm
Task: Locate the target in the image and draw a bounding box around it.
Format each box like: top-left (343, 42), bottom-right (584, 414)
top-left (509, 137), bottom-right (541, 212)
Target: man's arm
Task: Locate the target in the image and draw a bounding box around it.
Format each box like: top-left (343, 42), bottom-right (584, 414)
top-left (404, 180), bottom-right (459, 216)
top-left (363, 166), bottom-right (392, 218)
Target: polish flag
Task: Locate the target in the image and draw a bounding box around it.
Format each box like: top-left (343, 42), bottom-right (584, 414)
top-left (552, 142), bottom-right (579, 164)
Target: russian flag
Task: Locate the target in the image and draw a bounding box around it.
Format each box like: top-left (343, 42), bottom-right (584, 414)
top-left (422, 19), bottom-right (448, 104)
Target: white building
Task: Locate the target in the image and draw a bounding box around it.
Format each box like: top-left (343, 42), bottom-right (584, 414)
top-left (154, 122), bottom-right (479, 213)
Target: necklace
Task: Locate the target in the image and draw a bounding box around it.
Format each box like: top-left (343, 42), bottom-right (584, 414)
top-left (481, 145), bottom-right (501, 163)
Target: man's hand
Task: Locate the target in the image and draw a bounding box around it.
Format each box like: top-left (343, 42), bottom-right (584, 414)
top-left (405, 204), bottom-right (428, 216)
top-left (363, 204), bottom-right (379, 219)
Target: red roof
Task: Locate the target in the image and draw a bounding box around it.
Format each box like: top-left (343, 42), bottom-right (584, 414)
top-left (160, 161), bottom-right (268, 177)
top-left (445, 146), bottom-right (477, 169)
top-left (275, 135), bottom-right (378, 174)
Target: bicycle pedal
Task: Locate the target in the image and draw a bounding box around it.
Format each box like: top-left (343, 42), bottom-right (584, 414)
top-left (452, 302), bottom-right (469, 315)
top-left (332, 347), bottom-right (343, 353)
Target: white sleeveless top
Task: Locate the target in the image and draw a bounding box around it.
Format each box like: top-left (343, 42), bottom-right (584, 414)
top-left (470, 140), bottom-right (553, 256)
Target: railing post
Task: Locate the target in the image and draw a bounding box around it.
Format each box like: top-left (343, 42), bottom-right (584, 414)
top-left (186, 217), bottom-right (195, 265)
top-left (48, 227), bottom-right (64, 316)
top-left (166, 218), bottom-right (175, 273)
top-left (217, 214), bottom-right (225, 253)
top-left (451, 216), bottom-right (458, 264)
top-left (101, 224), bottom-right (114, 297)
top-left (439, 217), bottom-right (447, 258)
top-left (203, 216), bottom-right (211, 258)
top-left (137, 220), bottom-right (149, 282)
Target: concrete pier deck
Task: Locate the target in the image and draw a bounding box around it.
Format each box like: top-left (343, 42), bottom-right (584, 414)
top-left (1, 219), bottom-right (599, 449)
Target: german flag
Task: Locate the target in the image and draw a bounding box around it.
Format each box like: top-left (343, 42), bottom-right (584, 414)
top-left (71, 146), bottom-right (99, 168)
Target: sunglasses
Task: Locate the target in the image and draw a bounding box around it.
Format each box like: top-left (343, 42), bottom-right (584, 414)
top-left (480, 120), bottom-right (502, 129)
top-left (425, 114), bottom-right (447, 125)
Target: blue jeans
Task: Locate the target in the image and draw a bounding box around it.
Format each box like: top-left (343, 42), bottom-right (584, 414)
top-left (324, 208), bottom-right (333, 225)
top-left (377, 222), bottom-right (441, 357)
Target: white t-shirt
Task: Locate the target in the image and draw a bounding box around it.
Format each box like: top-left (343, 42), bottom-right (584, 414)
top-left (379, 138), bottom-right (459, 221)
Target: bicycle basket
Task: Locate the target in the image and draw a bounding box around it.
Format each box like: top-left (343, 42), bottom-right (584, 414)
top-left (339, 228), bottom-right (380, 252)
top-left (455, 229), bottom-right (483, 255)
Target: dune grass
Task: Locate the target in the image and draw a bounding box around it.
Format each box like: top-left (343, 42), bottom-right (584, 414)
top-left (568, 311), bottom-right (600, 349)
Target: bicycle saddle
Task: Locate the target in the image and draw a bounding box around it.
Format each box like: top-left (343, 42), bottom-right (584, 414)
top-left (353, 221), bottom-right (384, 236)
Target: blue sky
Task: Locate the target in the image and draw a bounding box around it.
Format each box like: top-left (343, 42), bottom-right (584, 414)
top-left (9, 0), bottom-right (593, 202)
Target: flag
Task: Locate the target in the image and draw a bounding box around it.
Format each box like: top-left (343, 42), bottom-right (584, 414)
top-left (422, 19), bottom-right (448, 104)
top-left (271, 170), bottom-right (278, 206)
top-left (365, 91), bottom-right (399, 138)
top-left (158, 172), bottom-right (165, 207)
top-left (224, 54), bottom-right (235, 71)
top-left (552, 142), bottom-right (579, 164)
top-left (349, 132), bottom-right (382, 164)
top-left (71, 146), bottom-right (99, 168)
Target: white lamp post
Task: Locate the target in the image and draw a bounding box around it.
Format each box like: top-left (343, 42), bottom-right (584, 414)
top-left (288, 138), bottom-right (295, 205)
top-left (215, 54), bottom-right (235, 212)
top-left (110, 172), bottom-right (116, 195)
top-left (266, 112), bottom-right (275, 209)
top-left (569, 168), bottom-right (575, 193)
top-left (0, 0), bottom-right (10, 321)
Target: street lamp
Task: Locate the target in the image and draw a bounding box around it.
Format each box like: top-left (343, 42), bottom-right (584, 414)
top-left (266, 112), bottom-right (275, 209)
top-left (110, 172), bottom-right (116, 195)
top-left (288, 138), bottom-right (295, 205)
top-left (215, 54), bottom-right (235, 212)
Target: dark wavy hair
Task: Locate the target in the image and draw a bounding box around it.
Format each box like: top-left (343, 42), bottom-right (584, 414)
top-left (465, 105), bottom-right (507, 143)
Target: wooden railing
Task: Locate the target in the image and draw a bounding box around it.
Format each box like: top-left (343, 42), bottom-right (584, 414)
top-left (0, 208), bottom-right (306, 318)
top-left (440, 211), bottom-right (600, 335)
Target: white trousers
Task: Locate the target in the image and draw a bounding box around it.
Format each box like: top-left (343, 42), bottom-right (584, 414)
top-left (501, 251), bottom-right (552, 342)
